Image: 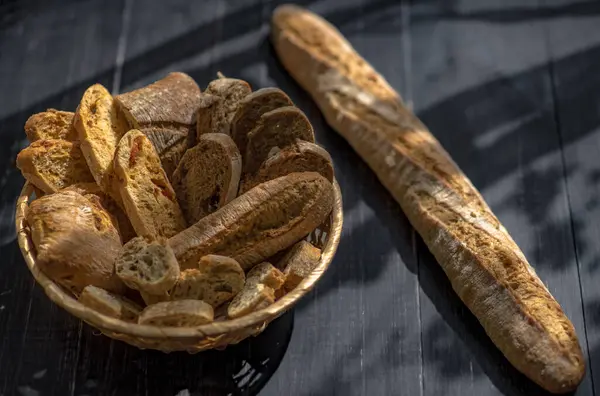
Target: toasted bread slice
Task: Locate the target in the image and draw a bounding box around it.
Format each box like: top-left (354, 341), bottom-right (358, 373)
top-left (196, 78), bottom-right (252, 138)
top-left (62, 182), bottom-right (136, 243)
top-left (244, 106), bottom-right (315, 173)
top-left (247, 262), bottom-right (285, 289)
top-left (142, 128), bottom-right (189, 180)
top-left (16, 139), bottom-right (95, 193)
top-left (140, 290), bottom-right (170, 306)
top-left (171, 255), bottom-right (245, 308)
top-left (169, 172), bottom-right (334, 270)
top-left (74, 84), bottom-right (129, 199)
top-left (171, 133), bottom-right (242, 224)
top-left (115, 237), bottom-right (180, 295)
top-left (27, 191), bottom-right (125, 293)
top-left (114, 130), bottom-right (186, 238)
top-left (277, 240), bottom-right (321, 290)
top-left (138, 300), bottom-right (214, 326)
top-left (24, 109), bottom-right (77, 142)
top-left (230, 88), bottom-right (293, 156)
top-left (240, 141), bottom-right (333, 193)
top-left (79, 285), bottom-right (142, 322)
top-left (227, 283), bottom-right (275, 319)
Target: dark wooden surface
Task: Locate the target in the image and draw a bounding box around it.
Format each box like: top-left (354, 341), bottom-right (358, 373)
top-left (1, 0), bottom-right (600, 395)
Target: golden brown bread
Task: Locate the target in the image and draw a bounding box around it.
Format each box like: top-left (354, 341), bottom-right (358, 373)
top-left (16, 139), bottom-right (95, 193)
top-left (74, 84), bottom-right (129, 203)
top-left (171, 133), bottom-right (242, 224)
top-left (24, 109), bottom-right (77, 142)
top-left (114, 130), bottom-right (186, 239)
top-left (27, 191), bottom-right (125, 294)
top-left (169, 172), bottom-right (334, 270)
top-left (227, 262), bottom-right (283, 319)
top-left (138, 299), bottom-right (214, 326)
top-left (277, 240), bottom-right (321, 291)
top-left (79, 285), bottom-right (142, 322)
top-left (272, 4), bottom-right (584, 393)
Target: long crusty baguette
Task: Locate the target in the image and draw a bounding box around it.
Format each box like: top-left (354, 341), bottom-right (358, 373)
top-left (272, 5), bottom-right (584, 394)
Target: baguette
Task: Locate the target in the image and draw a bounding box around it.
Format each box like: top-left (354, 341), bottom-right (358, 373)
top-left (272, 5), bottom-right (584, 393)
top-left (168, 172), bottom-right (334, 270)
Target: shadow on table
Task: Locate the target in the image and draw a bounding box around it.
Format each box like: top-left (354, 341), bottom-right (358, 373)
top-left (72, 311), bottom-right (294, 396)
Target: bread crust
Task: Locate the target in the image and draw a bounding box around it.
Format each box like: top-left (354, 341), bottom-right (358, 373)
top-left (168, 172), bottom-right (334, 270)
top-left (114, 130), bottom-right (186, 239)
top-left (272, 5), bottom-right (585, 393)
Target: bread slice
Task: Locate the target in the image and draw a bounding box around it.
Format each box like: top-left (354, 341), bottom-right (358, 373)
top-left (142, 128), bottom-right (189, 180)
top-left (226, 263), bottom-right (283, 319)
top-left (79, 285), bottom-right (142, 322)
top-left (16, 139), bottom-right (95, 193)
top-left (24, 109), bottom-right (77, 142)
top-left (138, 299), bottom-right (214, 326)
top-left (277, 240), bottom-right (321, 290)
top-left (74, 84), bottom-right (129, 199)
top-left (170, 255), bottom-right (245, 308)
top-left (27, 191), bottom-right (125, 293)
top-left (244, 106), bottom-right (315, 173)
top-left (196, 78), bottom-right (252, 138)
top-left (140, 290), bottom-right (170, 306)
top-left (169, 172), bottom-right (334, 270)
top-left (114, 129), bottom-right (186, 238)
top-left (271, 5), bottom-right (585, 393)
top-left (62, 182), bottom-right (136, 243)
top-left (115, 236), bottom-right (180, 295)
top-left (171, 133), bottom-right (242, 224)
top-left (240, 141), bottom-right (333, 193)
top-left (227, 283), bottom-right (275, 319)
top-left (116, 72), bottom-right (201, 135)
top-left (230, 88), bottom-right (293, 156)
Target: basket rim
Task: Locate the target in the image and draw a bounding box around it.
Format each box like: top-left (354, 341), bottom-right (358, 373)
top-left (16, 180), bottom-right (343, 339)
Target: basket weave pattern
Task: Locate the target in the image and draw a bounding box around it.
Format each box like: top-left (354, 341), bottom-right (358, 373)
top-left (16, 181), bottom-right (343, 352)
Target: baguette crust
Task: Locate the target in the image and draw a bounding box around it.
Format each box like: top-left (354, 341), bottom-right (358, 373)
top-left (16, 139), bottom-right (95, 193)
top-left (168, 172), bottom-right (334, 270)
top-left (114, 130), bottom-right (186, 239)
top-left (272, 5), bottom-right (584, 393)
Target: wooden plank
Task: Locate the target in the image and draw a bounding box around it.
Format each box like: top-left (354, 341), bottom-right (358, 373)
top-left (543, 1), bottom-right (600, 394)
top-left (0, 1), bottom-right (125, 395)
top-left (410, 1), bottom-right (594, 395)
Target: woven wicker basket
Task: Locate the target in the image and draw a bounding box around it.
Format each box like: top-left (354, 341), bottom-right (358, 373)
top-left (15, 180), bottom-right (343, 353)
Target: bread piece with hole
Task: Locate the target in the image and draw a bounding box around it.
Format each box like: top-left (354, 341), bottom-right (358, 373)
top-left (240, 140), bottom-right (333, 193)
top-left (79, 285), bottom-right (142, 322)
top-left (115, 236), bottom-right (180, 295)
top-left (196, 78), bottom-right (252, 138)
top-left (171, 255), bottom-right (245, 308)
top-left (138, 299), bottom-right (214, 326)
top-left (62, 182), bottom-right (136, 243)
top-left (244, 106), bottom-right (315, 174)
top-left (114, 129), bottom-right (186, 238)
top-left (27, 190), bottom-right (125, 293)
top-left (16, 139), bottom-right (95, 193)
top-left (74, 84), bottom-right (129, 202)
top-left (277, 240), bottom-right (321, 290)
top-left (171, 133), bottom-right (242, 224)
top-left (230, 88), bottom-right (293, 156)
top-left (169, 172), bottom-right (334, 270)
top-left (24, 109), bottom-right (77, 142)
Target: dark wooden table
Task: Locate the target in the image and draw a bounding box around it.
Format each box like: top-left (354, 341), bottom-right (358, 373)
top-left (2, 0), bottom-right (600, 395)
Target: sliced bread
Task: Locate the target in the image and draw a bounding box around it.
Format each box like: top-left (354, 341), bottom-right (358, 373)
top-left (24, 109), bottom-right (77, 142)
top-left (230, 88), bottom-right (293, 156)
top-left (16, 139), bottom-right (95, 193)
top-left (171, 133), bottom-right (242, 224)
top-left (27, 191), bottom-right (125, 293)
top-left (62, 182), bottom-right (136, 243)
top-left (169, 172), bottom-right (334, 270)
top-left (196, 78), bottom-right (252, 138)
top-left (246, 262), bottom-right (285, 290)
top-left (138, 299), bottom-right (214, 326)
top-left (115, 236), bottom-right (180, 295)
top-left (140, 290), bottom-right (170, 306)
top-left (277, 240), bottom-right (321, 290)
top-left (170, 255), bottom-right (245, 308)
top-left (74, 84), bottom-right (129, 198)
top-left (244, 106), bottom-right (315, 173)
top-left (240, 140), bottom-right (333, 193)
top-left (79, 285), bottom-right (142, 322)
top-left (142, 128), bottom-right (189, 180)
top-left (114, 129), bottom-right (186, 238)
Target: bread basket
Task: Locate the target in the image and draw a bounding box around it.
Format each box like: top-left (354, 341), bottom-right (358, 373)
top-left (15, 179), bottom-right (343, 353)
